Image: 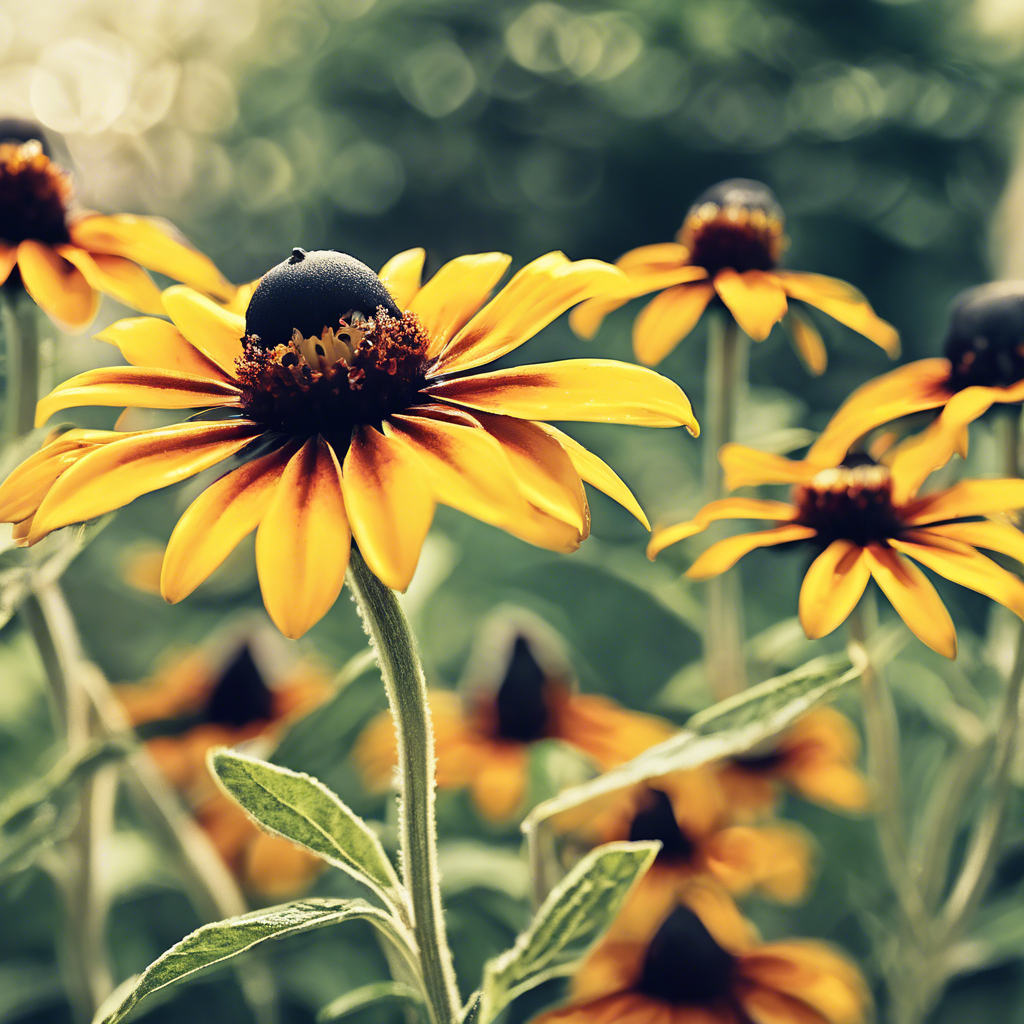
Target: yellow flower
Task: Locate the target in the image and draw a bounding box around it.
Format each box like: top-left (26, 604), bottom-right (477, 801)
top-left (530, 880), bottom-right (869, 1024)
top-left (648, 443), bottom-right (1024, 659)
top-left (0, 247), bottom-right (697, 638)
top-left (570, 178), bottom-right (899, 371)
top-left (356, 621), bottom-right (674, 822)
top-left (0, 119), bottom-right (232, 329)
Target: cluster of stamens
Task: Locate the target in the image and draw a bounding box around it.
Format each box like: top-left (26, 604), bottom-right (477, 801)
top-left (236, 307), bottom-right (430, 450)
top-left (0, 140), bottom-right (72, 245)
top-left (677, 201), bottom-right (785, 277)
top-left (793, 463), bottom-right (902, 547)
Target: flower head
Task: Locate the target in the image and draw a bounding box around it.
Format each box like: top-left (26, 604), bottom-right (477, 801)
top-left (648, 443), bottom-right (1024, 659)
top-left (0, 247), bottom-right (696, 637)
top-left (570, 177), bottom-right (898, 370)
top-left (0, 119), bottom-right (232, 329)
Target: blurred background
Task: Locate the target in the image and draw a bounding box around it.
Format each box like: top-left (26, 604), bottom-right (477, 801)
top-left (4, 1), bottom-right (1024, 1022)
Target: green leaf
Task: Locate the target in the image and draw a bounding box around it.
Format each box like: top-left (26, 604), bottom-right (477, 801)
top-left (316, 981), bottom-right (425, 1023)
top-left (524, 653), bottom-right (860, 835)
top-left (97, 898), bottom-right (419, 1024)
top-left (476, 841), bottom-right (658, 1024)
top-left (209, 749), bottom-right (403, 906)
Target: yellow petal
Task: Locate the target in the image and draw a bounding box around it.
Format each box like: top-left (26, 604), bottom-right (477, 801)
top-left (798, 541), bottom-right (870, 639)
top-left (341, 424), bottom-right (435, 592)
top-left (255, 437), bottom-right (350, 639)
top-left (438, 254), bottom-right (626, 373)
top-left (95, 317), bottom-right (231, 380)
top-left (161, 443), bottom-right (297, 602)
top-left (35, 367), bottom-right (242, 427)
top-left (69, 213), bottom-right (233, 302)
top-left (222, 278), bottom-right (261, 317)
top-left (56, 245), bottom-right (163, 315)
top-left (17, 241), bottom-right (99, 330)
top-left (29, 421), bottom-right (261, 542)
top-left (920, 520), bottom-right (1024, 565)
top-left (647, 498), bottom-right (798, 559)
top-left (161, 285), bottom-right (246, 376)
top-left (615, 242), bottom-right (691, 272)
top-left (714, 269), bottom-right (788, 342)
top-left (777, 270), bottom-right (899, 356)
top-left (902, 478), bottom-right (1024, 525)
top-left (786, 308), bottom-right (827, 376)
top-left (685, 525), bottom-right (817, 579)
top-left (863, 543), bottom-right (956, 658)
top-left (377, 248), bottom-right (425, 310)
top-left (409, 252), bottom-right (512, 357)
top-left (424, 359), bottom-right (699, 432)
top-left (706, 823), bottom-right (814, 903)
top-left (0, 244), bottom-right (17, 286)
top-left (632, 282), bottom-right (716, 366)
top-left (539, 423), bottom-right (649, 529)
top-left (719, 443), bottom-right (821, 492)
top-left (737, 987), bottom-right (832, 1024)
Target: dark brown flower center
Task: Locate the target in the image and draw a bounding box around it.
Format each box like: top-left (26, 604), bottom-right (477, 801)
top-left (0, 139), bottom-right (72, 246)
top-left (793, 462), bottom-right (902, 547)
top-left (493, 636), bottom-right (552, 742)
top-left (944, 281), bottom-right (1024, 392)
top-left (731, 748), bottom-right (788, 774)
top-left (637, 906), bottom-right (737, 1005)
top-left (627, 788), bottom-right (696, 865)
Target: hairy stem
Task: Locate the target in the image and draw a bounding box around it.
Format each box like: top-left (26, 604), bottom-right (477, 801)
top-left (346, 550), bottom-right (460, 1024)
top-left (1, 287), bottom-right (40, 441)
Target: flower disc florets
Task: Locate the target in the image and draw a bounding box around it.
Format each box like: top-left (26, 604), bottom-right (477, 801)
top-left (0, 120), bottom-right (71, 246)
top-left (793, 461), bottom-right (901, 546)
top-left (943, 281), bottom-right (1024, 391)
top-left (677, 178), bottom-right (785, 277)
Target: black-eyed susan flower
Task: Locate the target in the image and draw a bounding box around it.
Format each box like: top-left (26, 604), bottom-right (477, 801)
top-left (716, 708), bottom-right (869, 819)
top-left (0, 247), bottom-right (697, 637)
top-left (0, 119), bottom-right (232, 329)
top-left (570, 178), bottom-right (899, 371)
top-left (530, 880), bottom-right (868, 1024)
top-left (117, 638), bottom-right (329, 895)
top-left (355, 620), bottom-right (674, 822)
top-left (648, 444), bottom-right (1024, 659)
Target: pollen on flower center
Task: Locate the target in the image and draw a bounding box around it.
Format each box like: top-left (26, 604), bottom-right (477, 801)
top-left (0, 122), bottom-right (72, 246)
top-left (677, 178), bottom-right (785, 277)
top-left (793, 461), bottom-right (901, 546)
top-left (943, 280), bottom-right (1024, 391)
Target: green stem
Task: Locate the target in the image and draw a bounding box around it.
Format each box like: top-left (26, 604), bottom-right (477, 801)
top-left (346, 550), bottom-right (460, 1024)
top-left (702, 313), bottom-right (749, 699)
top-left (1, 286), bottom-right (41, 440)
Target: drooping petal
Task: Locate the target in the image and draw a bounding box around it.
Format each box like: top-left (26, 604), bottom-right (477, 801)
top-left (901, 478), bottom-right (1024, 525)
top-left (863, 544), bottom-right (956, 658)
top-left (223, 278), bottom-right (261, 317)
top-left (409, 252), bottom-right (512, 357)
top-left (424, 359), bottom-right (699, 432)
top-left (95, 317), bottom-right (232, 380)
top-left (719, 444), bottom-right (821, 492)
top-left (255, 437), bottom-right (350, 639)
top-left (798, 541), bottom-right (871, 640)
top-left (714, 269), bottom-right (788, 342)
top-left (785, 308), bottom-right (827, 376)
top-left (685, 525), bottom-right (817, 579)
top-left (161, 443), bottom-right (297, 602)
top-left (919, 520), bottom-right (1024, 566)
top-left (737, 987), bottom-right (831, 1024)
top-left (69, 213), bottom-right (233, 301)
top-left (705, 823), bottom-right (814, 903)
top-left (632, 282), bottom-right (717, 366)
top-left (0, 244), bottom-right (17, 285)
top-left (539, 423), bottom-right (649, 529)
top-left (28, 421), bottom-right (261, 542)
top-left (616, 242), bottom-right (692, 272)
top-left (377, 247), bottom-right (425, 310)
top-left (56, 245), bottom-right (163, 314)
top-left (161, 285), bottom-right (246, 376)
top-left (35, 367), bottom-right (242, 426)
top-left (17, 241), bottom-right (99, 329)
top-left (341, 424), bottom-right (435, 592)
top-left (437, 254), bottom-right (625, 373)
top-left (647, 498), bottom-right (798, 559)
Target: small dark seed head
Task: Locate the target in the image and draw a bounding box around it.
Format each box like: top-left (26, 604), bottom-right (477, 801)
top-left (244, 249), bottom-right (401, 350)
top-left (943, 281), bottom-right (1024, 391)
top-left (0, 118), bottom-right (52, 157)
top-left (686, 178), bottom-right (783, 224)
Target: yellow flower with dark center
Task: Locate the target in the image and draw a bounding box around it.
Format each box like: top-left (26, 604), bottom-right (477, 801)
top-left (117, 640), bottom-right (329, 896)
top-left (0, 119), bottom-right (232, 329)
top-left (570, 178), bottom-right (899, 371)
top-left (0, 247), bottom-right (698, 638)
top-left (356, 628), bottom-right (674, 822)
top-left (716, 708), bottom-right (869, 819)
top-left (648, 445), bottom-right (1024, 659)
top-left (530, 881), bottom-right (869, 1024)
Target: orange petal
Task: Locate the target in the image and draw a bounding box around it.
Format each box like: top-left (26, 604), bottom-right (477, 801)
top-left (255, 437), bottom-right (350, 639)
top-left (686, 525), bottom-right (817, 579)
top-left (35, 367), bottom-right (242, 427)
top-left (785, 308), bottom-right (827, 376)
top-left (714, 269), bottom-right (787, 342)
top-left (719, 444), bottom-right (821, 492)
top-left (17, 241), bottom-right (99, 329)
top-left (378, 247), bottom-right (425, 310)
top-left (706, 824), bottom-right (814, 903)
top-left (862, 544), bottom-right (956, 658)
top-left (161, 285), bottom-right (246, 376)
top-left (901, 478), bottom-right (1024, 525)
top-left (919, 520), bottom-right (1024, 566)
top-left (341, 424), bottom-right (435, 592)
top-left (647, 498), bottom-right (797, 559)
top-left (469, 746), bottom-right (529, 821)
top-left (632, 282), bottom-right (716, 366)
top-left (784, 759), bottom-right (870, 813)
top-left (737, 987), bottom-right (831, 1024)
top-left (0, 243), bottom-right (17, 285)
top-left (798, 541), bottom-right (870, 640)
top-left (95, 317), bottom-right (232, 380)
top-left (161, 443), bottom-right (297, 602)
top-left (56, 245), bottom-right (163, 314)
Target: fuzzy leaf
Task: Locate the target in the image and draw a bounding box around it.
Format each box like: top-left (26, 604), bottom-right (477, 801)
top-left (317, 981), bottom-right (425, 1023)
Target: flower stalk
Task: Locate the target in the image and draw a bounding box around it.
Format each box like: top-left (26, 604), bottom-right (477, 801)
top-left (1, 286), bottom-right (42, 441)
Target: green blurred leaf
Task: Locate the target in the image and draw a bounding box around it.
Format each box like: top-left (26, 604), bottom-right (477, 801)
top-left (476, 840), bottom-right (658, 1024)
top-left (209, 750), bottom-right (403, 908)
top-left (316, 981), bottom-right (425, 1023)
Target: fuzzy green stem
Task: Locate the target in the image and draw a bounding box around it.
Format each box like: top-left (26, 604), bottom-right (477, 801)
top-left (1, 286), bottom-right (41, 440)
top-left (346, 549), bottom-right (460, 1024)
top-left (702, 314), bottom-right (749, 699)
